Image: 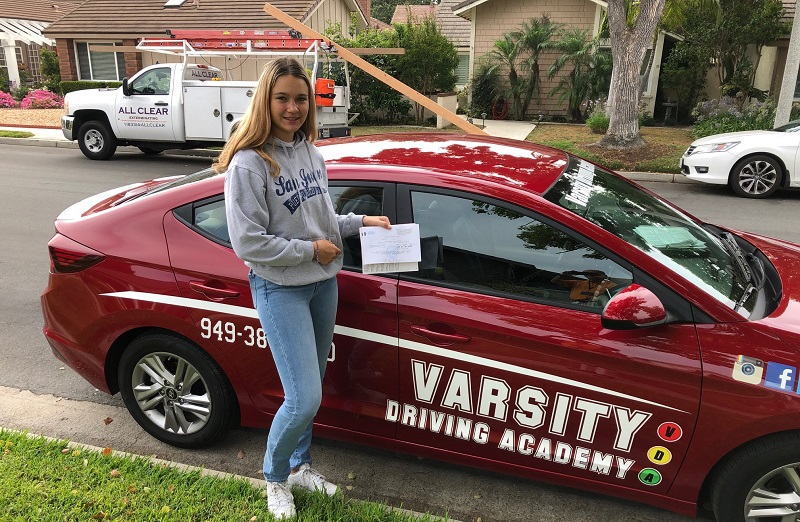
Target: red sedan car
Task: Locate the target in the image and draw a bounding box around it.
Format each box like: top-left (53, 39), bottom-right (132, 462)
top-left (42, 133), bottom-right (800, 522)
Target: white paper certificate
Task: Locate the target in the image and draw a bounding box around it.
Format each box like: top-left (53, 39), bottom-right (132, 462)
top-left (359, 223), bottom-right (422, 274)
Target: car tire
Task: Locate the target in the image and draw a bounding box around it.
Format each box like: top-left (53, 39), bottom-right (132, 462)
top-left (711, 431), bottom-right (800, 522)
top-left (138, 147), bottom-right (163, 155)
top-left (729, 154), bottom-right (781, 198)
top-left (118, 333), bottom-right (237, 448)
top-left (78, 120), bottom-right (117, 160)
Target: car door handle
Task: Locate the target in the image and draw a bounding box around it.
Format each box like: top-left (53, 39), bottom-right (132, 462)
top-left (189, 281), bottom-right (240, 299)
top-left (410, 325), bottom-right (470, 344)
top-left (154, 101), bottom-right (168, 106)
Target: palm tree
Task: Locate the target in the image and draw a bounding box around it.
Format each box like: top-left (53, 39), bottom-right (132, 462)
top-left (490, 33), bottom-right (525, 120)
top-left (512, 16), bottom-right (560, 120)
top-left (548, 28), bottom-right (597, 121)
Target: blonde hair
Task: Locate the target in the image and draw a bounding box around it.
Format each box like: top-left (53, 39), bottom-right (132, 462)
top-left (213, 57), bottom-right (318, 175)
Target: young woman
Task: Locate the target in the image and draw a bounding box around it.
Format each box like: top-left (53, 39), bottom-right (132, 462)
top-left (214, 58), bottom-right (390, 519)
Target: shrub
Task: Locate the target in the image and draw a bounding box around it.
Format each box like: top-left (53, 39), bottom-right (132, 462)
top-left (60, 81), bottom-right (122, 95)
top-left (0, 67), bottom-right (9, 93)
top-left (39, 48), bottom-right (62, 94)
top-left (20, 89), bottom-right (64, 109)
top-left (0, 91), bottom-right (17, 108)
top-left (690, 96), bottom-right (775, 138)
top-left (11, 85), bottom-right (29, 101)
top-left (585, 99), bottom-right (609, 134)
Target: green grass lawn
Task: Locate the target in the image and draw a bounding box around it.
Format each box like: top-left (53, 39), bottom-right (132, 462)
top-left (0, 430), bottom-right (448, 522)
top-left (0, 130), bottom-right (34, 138)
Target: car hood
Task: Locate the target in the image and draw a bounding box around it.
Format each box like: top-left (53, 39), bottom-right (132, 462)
top-left (745, 231), bottom-right (800, 350)
top-left (691, 129), bottom-right (782, 145)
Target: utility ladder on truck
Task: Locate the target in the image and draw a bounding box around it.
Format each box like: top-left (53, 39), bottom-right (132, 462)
top-left (136, 29), bottom-right (336, 81)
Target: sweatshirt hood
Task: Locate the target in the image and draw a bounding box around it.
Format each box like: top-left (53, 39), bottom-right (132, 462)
top-left (268, 132), bottom-right (307, 158)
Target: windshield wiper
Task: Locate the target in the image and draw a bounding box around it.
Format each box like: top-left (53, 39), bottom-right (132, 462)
top-left (719, 232), bottom-right (752, 283)
top-left (719, 231), bottom-right (766, 312)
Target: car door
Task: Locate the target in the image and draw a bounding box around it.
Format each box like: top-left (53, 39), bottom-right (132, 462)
top-left (115, 66), bottom-right (175, 141)
top-left (393, 185), bottom-right (702, 494)
top-left (163, 183), bottom-right (398, 438)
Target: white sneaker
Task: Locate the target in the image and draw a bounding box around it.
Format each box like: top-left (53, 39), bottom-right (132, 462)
top-left (266, 481), bottom-right (296, 519)
top-left (287, 463), bottom-right (339, 495)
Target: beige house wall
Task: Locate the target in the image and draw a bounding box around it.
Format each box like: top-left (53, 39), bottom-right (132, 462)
top-left (470, 0), bottom-right (598, 118)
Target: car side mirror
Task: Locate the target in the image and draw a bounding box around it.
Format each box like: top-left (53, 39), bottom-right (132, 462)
top-left (601, 284), bottom-right (668, 330)
top-left (122, 78), bottom-right (130, 96)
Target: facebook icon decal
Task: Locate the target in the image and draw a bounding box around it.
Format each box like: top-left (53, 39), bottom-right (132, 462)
top-left (764, 362), bottom-right (797, 391)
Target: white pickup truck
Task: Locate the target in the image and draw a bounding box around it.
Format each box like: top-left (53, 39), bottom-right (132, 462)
top-left (62, 53), bottom-right (352, 160)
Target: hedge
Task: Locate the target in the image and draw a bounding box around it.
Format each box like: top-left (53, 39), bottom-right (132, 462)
top-left (60, 81), bottom-right (122, 95)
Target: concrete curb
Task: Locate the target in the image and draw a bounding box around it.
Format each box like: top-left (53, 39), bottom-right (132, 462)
top-left (0, 136), bottom-right (220, 158)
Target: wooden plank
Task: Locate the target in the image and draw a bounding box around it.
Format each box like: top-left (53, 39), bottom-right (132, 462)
top-left (263, 1), bottom-right (486, 135)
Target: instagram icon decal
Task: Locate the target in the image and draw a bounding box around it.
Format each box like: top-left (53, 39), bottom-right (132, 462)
top-left (732, 355), bottom-right (764, 384)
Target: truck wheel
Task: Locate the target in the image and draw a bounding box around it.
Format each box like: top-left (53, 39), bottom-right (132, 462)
top-left (711, 431), bottom-right (800, 522)
top-left (78, 121), bottom-right (117, 160)
top-left (138, 147), bottom-right (163, 155)
top-left (118, 333), bottom-right (237, 448)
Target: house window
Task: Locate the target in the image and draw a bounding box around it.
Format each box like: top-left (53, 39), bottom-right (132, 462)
top-left (455, 52), bottom-right (469, 87)
top-left (75, 42), bottom-right (126, 81)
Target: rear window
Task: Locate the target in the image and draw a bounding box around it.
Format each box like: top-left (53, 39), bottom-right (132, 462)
top-left (131, 168), bottom-right (221, 203)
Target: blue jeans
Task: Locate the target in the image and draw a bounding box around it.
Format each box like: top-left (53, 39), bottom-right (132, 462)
top-left (249, 271), bottom-right (338, 482)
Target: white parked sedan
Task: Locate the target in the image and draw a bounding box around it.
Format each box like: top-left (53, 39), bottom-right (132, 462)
top-left (680, 120), bottom-right (800, 198)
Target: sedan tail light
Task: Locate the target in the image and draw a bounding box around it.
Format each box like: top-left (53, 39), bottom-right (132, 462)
top-left (48, 234), bottom-right (105, 273)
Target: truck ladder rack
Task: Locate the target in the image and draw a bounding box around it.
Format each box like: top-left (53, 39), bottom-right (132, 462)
top-left (137, 29), bottom-right (335, 63)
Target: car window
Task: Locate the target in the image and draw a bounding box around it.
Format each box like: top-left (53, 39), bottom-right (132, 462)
top-left (406, 191), bottom-right (633, 310)
top-left (329, 185), bottom-right (384, 270)
top-left (174, 196), bottom-right (230, 245)
top-left (194, 199), bottom-right (229, 242)
top-left (130, 67), bottom-right (171, 95)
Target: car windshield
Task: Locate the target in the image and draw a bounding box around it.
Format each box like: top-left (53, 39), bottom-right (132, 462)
top-left (543, 157), bottom-right (755, 316)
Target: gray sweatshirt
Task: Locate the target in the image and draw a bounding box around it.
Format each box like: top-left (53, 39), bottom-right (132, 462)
top-left (224, 133), bottom-right (363, 286)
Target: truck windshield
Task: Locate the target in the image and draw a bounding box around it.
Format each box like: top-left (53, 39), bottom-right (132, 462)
top-left (543, 157), bottom-right (757, 316)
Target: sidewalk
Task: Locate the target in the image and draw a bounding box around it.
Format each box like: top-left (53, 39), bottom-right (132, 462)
top-left (0, 123), bottom-right (693, 184)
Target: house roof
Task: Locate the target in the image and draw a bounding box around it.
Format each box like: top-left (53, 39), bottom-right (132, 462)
top-left (453, 0), bottom-right (605, 18)
top-left (43, 0), bottom-right (365, 38)
top-left (391, 4), bottom-right (436, 24)
top-left (391, 0), bottom-right (470, 48)
top-left (783, 0), bottom-right (795, 23)
top-left (369, 16), bottom-right (391, 30)
top-left (0, 0), bottom-right (84, 23)
top-left (438, 0), bottom-right (470, 48)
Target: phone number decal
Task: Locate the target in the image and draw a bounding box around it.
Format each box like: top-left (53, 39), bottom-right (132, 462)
top-left (200, 318), bottom-right (267, 348)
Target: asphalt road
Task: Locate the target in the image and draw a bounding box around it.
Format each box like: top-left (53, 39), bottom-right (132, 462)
top-left (7, 142), bottom-right (799, 522)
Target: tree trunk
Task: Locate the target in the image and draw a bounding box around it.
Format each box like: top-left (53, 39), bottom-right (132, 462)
top-left (598, 0), bottom-right (666, 149)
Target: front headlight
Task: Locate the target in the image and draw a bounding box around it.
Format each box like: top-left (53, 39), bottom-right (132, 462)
top-left (63, 99), bottom-right (69, 116)
top-left (692, 142), bottom-right (740, 153)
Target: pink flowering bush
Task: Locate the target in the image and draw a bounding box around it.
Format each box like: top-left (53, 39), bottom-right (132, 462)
top-left (20, 89), bottom-right (63, 109)
top-left (0, 91), bottom-right (17, 108)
